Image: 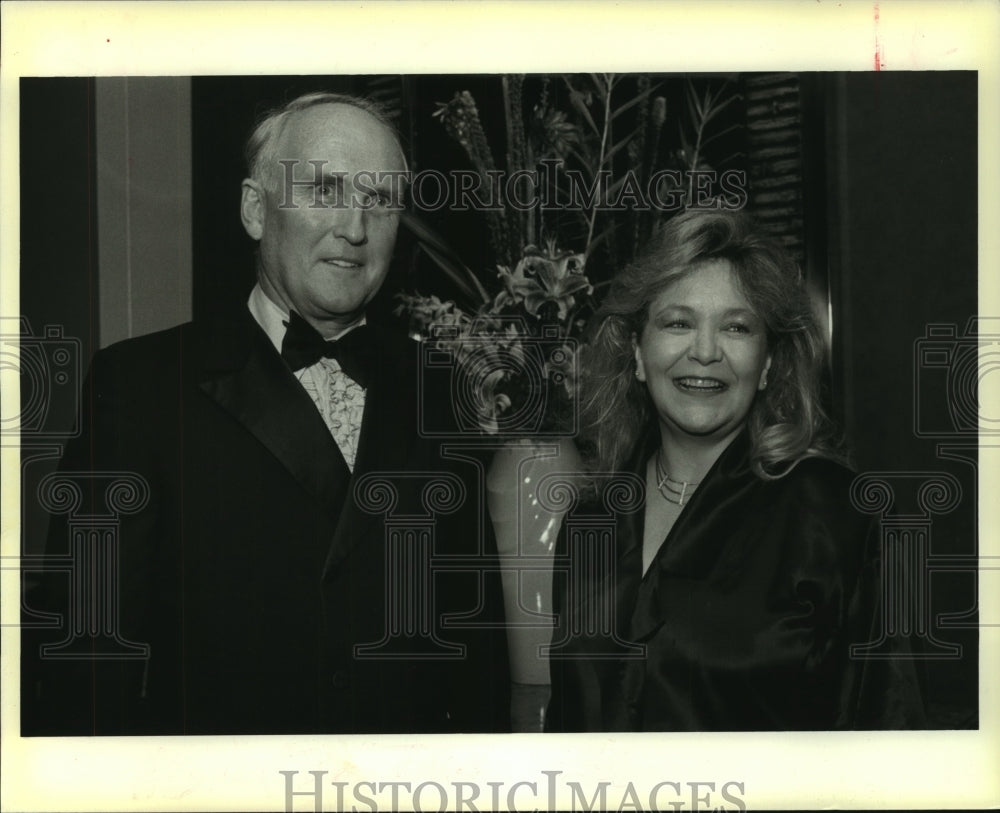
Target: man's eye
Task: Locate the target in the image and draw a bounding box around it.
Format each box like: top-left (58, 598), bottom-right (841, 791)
top-left (316, 182), bottom-right (342, 200)
top-left (369, 191), bottom-right (403, 213)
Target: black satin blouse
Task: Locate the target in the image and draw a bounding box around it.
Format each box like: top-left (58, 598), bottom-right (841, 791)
top-left (546, 430), bottom-right (925, 731)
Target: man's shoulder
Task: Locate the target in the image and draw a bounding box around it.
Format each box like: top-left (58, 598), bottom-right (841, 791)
top-left (97, 321), bottom-right (194, 361)
top-left (87, 311), bottom-right (261, 398)
top-left (95, 310), bottom-right (255, 365)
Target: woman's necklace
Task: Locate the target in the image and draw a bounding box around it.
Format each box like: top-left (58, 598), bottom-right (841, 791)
top-left (654, 449), bottom-right (700, 506)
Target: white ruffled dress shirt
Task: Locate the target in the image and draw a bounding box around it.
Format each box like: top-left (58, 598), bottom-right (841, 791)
top-left (248, 284), bottom-right (366, 471)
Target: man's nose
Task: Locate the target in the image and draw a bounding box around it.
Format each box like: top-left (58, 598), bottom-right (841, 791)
top-left (330, 198), bottom-right (367, 245)
top-left (689, 326), bottom-right (721, 364)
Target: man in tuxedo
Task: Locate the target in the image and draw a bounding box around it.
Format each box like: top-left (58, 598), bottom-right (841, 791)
top-left (22, 92), bottom-right (509, 735)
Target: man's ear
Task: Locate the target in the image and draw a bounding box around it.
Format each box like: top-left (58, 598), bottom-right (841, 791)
top-left (240, 179), bottom-right (265, 241)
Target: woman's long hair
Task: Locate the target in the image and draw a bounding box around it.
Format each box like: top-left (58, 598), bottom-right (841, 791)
top-left (577, 208), bottom-right (844, 479)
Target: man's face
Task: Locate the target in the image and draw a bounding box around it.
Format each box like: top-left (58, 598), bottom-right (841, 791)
top-left (241, 104), bottom-right (406, 335)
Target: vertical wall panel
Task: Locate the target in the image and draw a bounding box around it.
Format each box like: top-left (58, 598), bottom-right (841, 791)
top-left (96, 77), bottom-right (192, 347)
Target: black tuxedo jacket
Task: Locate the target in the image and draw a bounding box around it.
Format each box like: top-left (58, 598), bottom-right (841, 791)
top-left (23, 307), bottom-right (509, 735)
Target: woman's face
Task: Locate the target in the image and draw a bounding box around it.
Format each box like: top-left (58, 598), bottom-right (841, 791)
top-left (635, 259), bottom-right (771, 445)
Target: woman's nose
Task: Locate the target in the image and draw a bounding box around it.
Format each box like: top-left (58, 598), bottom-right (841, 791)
top-left (689, 326), bottom-right (721, 364)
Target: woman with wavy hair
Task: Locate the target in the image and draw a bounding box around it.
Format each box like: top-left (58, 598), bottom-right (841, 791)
top-left (546, 208), bottom-right (924, 731)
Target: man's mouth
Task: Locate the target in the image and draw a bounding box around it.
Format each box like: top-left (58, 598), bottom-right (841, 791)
top-left (673, 377), bottom-right (727, 393)
top-left (322, 258), bottom-right (362, 269)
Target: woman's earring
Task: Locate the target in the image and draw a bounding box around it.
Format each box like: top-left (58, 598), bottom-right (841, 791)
top-left (633, 336), bottom-right (646, 383)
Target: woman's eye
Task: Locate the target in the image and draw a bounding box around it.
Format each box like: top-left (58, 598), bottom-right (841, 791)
top-left (725, 323), bottom-right (751, 334)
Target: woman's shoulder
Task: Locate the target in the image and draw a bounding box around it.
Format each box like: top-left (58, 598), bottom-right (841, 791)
top-left (765, 455), bottom-right (871, 561)
top-left (778, 454), bottom-right (857, 491)
top-left (763, 455), bottom-right (867, 529)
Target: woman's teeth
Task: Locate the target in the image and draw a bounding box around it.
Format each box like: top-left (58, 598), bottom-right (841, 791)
top-left (675, 377), bottom-right (726, 392)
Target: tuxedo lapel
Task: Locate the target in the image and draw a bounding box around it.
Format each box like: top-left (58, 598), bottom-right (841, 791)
top-left (322, 329), bottom-right (420, 575)
top-left (197, 310), bottom-right (351, 519)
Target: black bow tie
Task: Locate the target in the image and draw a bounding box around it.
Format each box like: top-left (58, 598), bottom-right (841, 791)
top-left (280, 311), bottom-right (373, 388)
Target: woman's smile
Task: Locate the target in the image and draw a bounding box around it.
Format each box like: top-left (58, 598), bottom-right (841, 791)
top-left (635, 259), bottom-right (771, 443)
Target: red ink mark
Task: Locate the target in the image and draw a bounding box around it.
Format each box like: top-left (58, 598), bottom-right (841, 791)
top-left (873, 2), bottom-right (883, 71)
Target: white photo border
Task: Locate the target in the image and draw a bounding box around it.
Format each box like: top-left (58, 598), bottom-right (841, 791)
top-left (2, 2), bottom-right (998, 810)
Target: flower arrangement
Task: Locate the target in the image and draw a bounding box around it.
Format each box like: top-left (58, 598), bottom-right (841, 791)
top-left (396, 239), bottom-right (590, 435)
top-left (397, 74), bottom-right (742, 435)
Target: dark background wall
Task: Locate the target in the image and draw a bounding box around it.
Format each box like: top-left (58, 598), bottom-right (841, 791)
top-left (824, 71), bottom-right (978, 725)
top-left (829, 72), bottom-right (977, 468)
top-left (18, 79), bottom-right (100, 575)
top-left (18, 78), bottom-right (100, 436)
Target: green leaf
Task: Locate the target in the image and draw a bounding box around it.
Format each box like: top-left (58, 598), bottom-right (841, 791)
top-left (401, 212), bottom-right (491, 305)
top-left (565, 143), bottom-right (596, 173)
top-left (685, 80), bottom-right (703, 124)
top-left (701, 91), bottom-right (739, 126)
top-left (563, 76), bottom-right (600, 137)
top-left (601, 130), bottom-right (638, 168)
top-left (586, 223), bottom-right (616, 256)
top-left (701, 121), bottom-right (743, 149)
top-left (589, 73), bottom-right (609, 102)
top-left (678, 123), bottom-right (692, 159)
top-left (417, 244), bottom-right (487, 308)
top-left (610, 81), bottom-right (662, 121)
top-left (607, 174), bottom-right (629, 197)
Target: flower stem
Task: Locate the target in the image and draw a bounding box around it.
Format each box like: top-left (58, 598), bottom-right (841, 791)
top-left (584, 74), bottom-right (615, 258)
